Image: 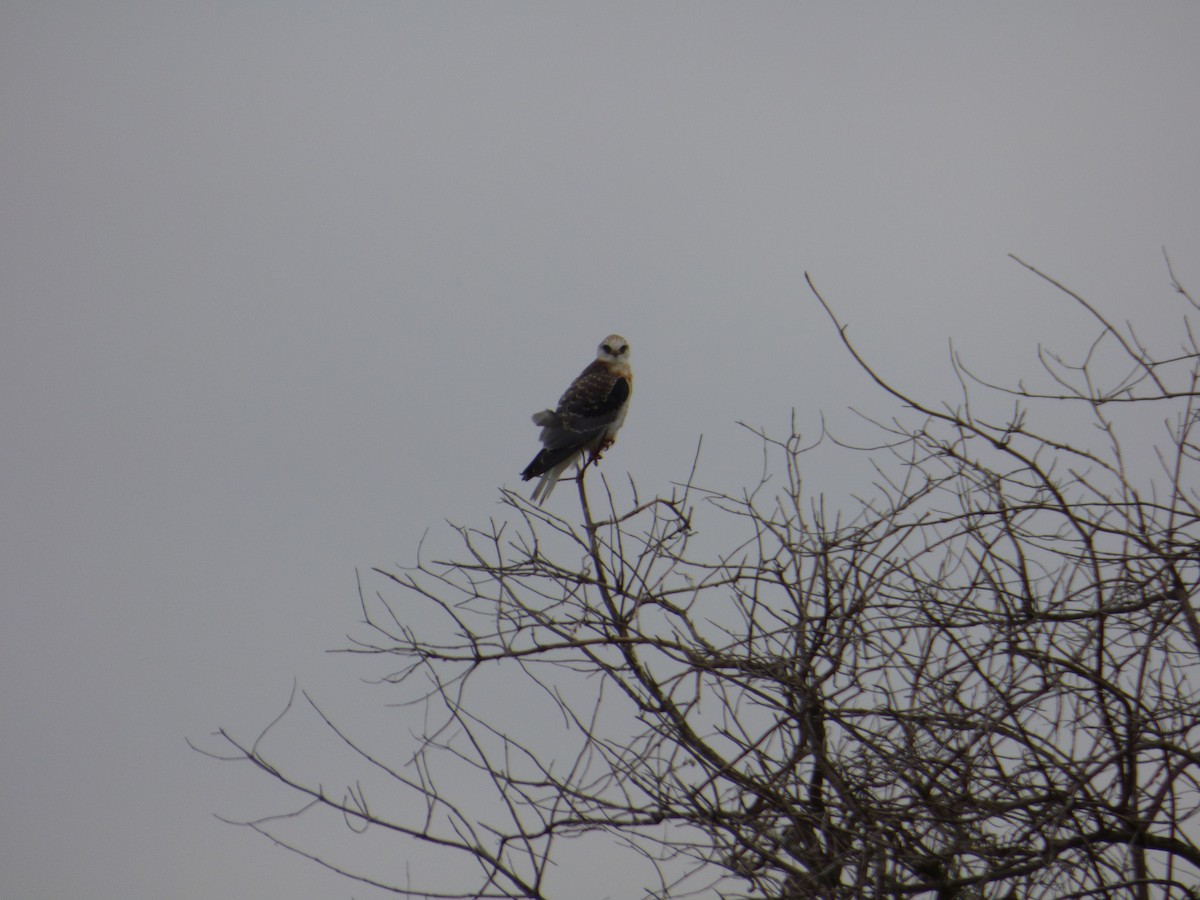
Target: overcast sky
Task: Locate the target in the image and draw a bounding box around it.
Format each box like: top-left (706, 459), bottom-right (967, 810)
top-left (4, 4), bottom-right (1199, 898)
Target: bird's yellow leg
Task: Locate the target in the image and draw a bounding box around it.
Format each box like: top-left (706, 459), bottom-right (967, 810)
top-left (585, 438), bottom-right (615, 469)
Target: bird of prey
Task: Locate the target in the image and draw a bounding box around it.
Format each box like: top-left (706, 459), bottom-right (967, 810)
top-left (520, 334), bottom-right (633, 504)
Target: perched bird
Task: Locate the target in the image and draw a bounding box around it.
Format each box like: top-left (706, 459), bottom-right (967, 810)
top-left (520, 334), bottom-right (633, 504)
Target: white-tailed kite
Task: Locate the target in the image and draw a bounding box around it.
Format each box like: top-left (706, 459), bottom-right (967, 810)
top-left (520, 334), bottom-right (633, 504)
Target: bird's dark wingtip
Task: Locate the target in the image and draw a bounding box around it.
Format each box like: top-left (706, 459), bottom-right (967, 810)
top-left (521, 445), bottom-right (579, 482)
top-left (520, 453), bottom-right (546, 481)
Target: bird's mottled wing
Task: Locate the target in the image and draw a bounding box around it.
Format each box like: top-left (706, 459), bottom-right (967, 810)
top-left (553, 361), bottom-right (630, 443)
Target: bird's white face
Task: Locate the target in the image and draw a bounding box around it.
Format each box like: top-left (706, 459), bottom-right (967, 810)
top-left (597, 334), bottom-right (630, 362)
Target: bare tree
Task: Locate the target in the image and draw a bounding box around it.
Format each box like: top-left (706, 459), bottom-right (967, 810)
top-left (201, 259), bottom-right (1200, 899)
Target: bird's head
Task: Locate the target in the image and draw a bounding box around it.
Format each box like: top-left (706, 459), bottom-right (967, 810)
top-left (597, 334), bottom-right (630, 363)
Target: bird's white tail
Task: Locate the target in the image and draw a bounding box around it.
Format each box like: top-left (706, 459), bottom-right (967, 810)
top-left (530, 455), bottom-right (578, 505)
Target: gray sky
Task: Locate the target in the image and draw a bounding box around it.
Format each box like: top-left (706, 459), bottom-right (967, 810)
top-left (3, 4), bottom-right (1199, 898)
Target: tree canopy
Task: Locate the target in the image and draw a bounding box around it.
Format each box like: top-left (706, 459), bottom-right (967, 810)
top-left (204, 261), bottom-right (1200, 899)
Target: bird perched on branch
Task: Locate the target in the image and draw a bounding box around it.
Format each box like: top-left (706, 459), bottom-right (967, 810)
top-left (520, 334), bottom-right (633, 504)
